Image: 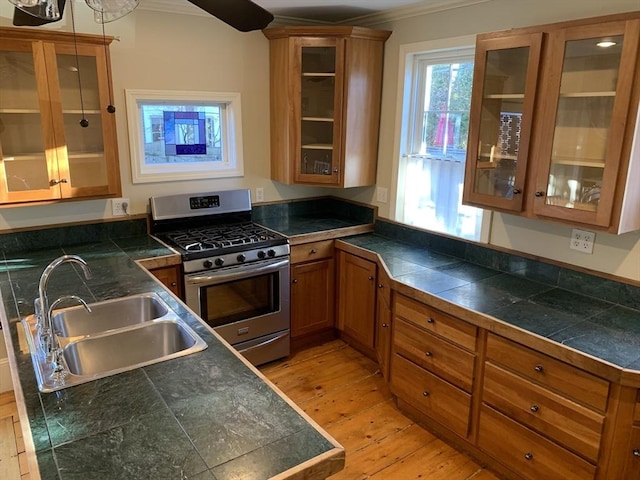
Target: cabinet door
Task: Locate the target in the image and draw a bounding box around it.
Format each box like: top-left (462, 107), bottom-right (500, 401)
top-left (464, 33), bottom-right (542, 211)
top-left (533, 20), bottom-right (640, 227)
top-left (291, 259), bottom-right (335, 337)
top-left (375, 282), bottom-right (392, 380)
top-left (150, 265), bottom-right (182, 298)
top-left (294, 37), bottom-right (344, 185)
top-left (0, 40), bottom-right (61, 203)
top-left (49, 42), bottom-right (120, 198)
top-left (337, 251), bottom-right (376, 349)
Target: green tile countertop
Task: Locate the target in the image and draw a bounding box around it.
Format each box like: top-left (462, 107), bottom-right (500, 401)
top-left (0, 235), bottom-right (343, 480)
top-left (337, 232), bottom-right (640, 374)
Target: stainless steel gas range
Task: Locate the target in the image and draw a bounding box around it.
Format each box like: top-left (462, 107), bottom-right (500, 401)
top-left (150, 189), bottom-right (290, 366)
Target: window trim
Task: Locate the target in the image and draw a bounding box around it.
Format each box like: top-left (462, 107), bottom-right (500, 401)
top-left (125, 89), bottom-right (244, 184)
top-left (391, 35), bottom-right (492, 243)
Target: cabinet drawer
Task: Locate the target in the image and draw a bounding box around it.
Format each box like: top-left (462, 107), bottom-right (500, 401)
top-left (478, 405), bottom-right (596, 480)
top-left (624, 426), bottom-right (640, 480)
top-left (390, 353), bottom-right (471, 438)
top-left (485, 333), bottom-right (609, 412)
top-left (483, 362), bottom-right (604, 462)
top-left (291, 240), bottom-right (334, 264)
top-left (394, 317), bottom-right (475, 392)
top-left (394, 294), bottom-right (477, 351)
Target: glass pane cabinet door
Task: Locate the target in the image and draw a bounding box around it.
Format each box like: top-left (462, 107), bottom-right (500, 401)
top-left (535, 22), bottom-right (637, 226)
top-left (464, 34), bottom-right (542, 211)
top-left (296, 39), bottom-right (343, 184)
top-left (0, 45), bottom-right (59, 202)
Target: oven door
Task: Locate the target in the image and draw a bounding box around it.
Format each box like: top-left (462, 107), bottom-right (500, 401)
top-left (184, 258), bottom-right (290, 362)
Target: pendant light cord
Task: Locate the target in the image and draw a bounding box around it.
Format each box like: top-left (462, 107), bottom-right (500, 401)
top-left (69, 0), bottom-right (89, 127)
top-left (100, 9), bottom-right (116, 113)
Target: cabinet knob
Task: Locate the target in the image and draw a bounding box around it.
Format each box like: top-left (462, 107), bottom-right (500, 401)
top-left (633, 449), bottom-right (640, 457)
top-left (49, 178), bottom-right (68, 186)
top-left (292, 279), bottom-right (298, 284)
top-left (524, 452), bottom-right (534, 461)
top-left (170, 281), bottom-right (177, 286)
top-left (378, 283), bottom-right (384, 289)
top-left (309, 248), bottom-right (317, 254)
top-left (422, 391), bottom-right (430, 397)
top-left (382, 323), bottom-right (389, 328)
top-left (530, 405), bottom-right (539, 413)
top-left (534, 364), bottom-right (544, 373)
top-left (535, 191), bottom-right (546, 197)
top-left (512, 188), bottom-right (522, 195)
top-left (425, 351), bottom-right (433, 357)
top-left (333, 168), bottom-right (339, 173)
top-left (427, 317), bottom-right (435, 324)
top-left (368, 276), bottom-right (374, 281)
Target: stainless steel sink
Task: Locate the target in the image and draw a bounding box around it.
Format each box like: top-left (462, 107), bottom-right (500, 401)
top-left (22, 293), bottom-right (208, 393)
top-left (52, 293), bottom-right (169, 337)
top-left (63, 320), bottom-right (204, 376)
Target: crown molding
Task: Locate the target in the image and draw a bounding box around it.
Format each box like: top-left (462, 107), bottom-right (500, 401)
top-left (138, 0), bottom-right (495, 26)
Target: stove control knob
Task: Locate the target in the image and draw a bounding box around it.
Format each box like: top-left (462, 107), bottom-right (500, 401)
top-left (203, 260), bottom-right (213, 269)
top-left (267, 249), bottom-right (276, 257)
top-left (237, 254), bottom-right (246, 263)
top-left (214, 258), bottom-right (225, 267)
top-left (257, 250), bottom-right (266, 259)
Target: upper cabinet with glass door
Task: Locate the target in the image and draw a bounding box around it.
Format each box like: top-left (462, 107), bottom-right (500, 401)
top-left (463, 13), bottom-right (640, 234)
top-left (264, 26), bottom-right (391, 188)
top-left (533, 19), bottom-right (640, 230)
top-left (0, 27), bottom-right (121, 205)
top-left (463, 33), bottom-right (542, 211)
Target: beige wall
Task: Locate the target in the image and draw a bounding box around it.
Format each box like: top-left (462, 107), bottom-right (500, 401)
top-left (0, 0), bottom-right (638, 281)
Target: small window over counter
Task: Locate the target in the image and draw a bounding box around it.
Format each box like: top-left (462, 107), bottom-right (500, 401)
top-left (125, 89), bottom-right (244, 183)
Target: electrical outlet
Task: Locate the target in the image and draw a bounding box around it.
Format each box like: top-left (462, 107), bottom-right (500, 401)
top-left (569, 228), bottom-right (595, 254)
top-left (376, 187), bottom-right (388, 203)
top-left (112, 198), bottom-right (130, 216)
top-left (255, 187), bottom-right (264, 203)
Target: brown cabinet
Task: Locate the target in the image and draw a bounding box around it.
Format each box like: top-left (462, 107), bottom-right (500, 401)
top-left (149, 265), bottom-right (182, 298)
top-left (0, 27), bottom-right (121, 205)
top-left (375, 267), bottom-right (392, 380)
top-left (290, 241), bottom-right (335, 340)
top-left (463, 14), bottom-right (640, 233)
top-left (480, 333), bottom-right (609, 478)
top-left (390, 293), bottom-right (478, 438)
top-left (624, 392), bottom-right (640, 479)
top-left (336, 250), bottom-right (377, 351)
top-left (263, 26), bottom-right (390, 188)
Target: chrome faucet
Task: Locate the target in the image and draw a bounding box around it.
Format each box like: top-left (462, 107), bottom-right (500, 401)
top-left (37, 255), bottom-right (92, 361)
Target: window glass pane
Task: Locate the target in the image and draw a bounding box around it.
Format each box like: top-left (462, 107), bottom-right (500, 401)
top-left (399, 52), bottom-right (485, 241)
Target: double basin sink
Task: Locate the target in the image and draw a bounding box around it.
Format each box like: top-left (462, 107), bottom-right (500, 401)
top-left (22, 293), bottom-right (208, 392)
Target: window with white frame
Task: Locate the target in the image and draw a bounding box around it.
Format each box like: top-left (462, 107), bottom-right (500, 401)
top-left (396, 42), bottom-right (488, 241)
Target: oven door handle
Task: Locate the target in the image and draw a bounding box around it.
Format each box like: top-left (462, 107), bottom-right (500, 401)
top-left (185, 258), bottom-right (289, 286)
top-left (236, 331), bottom-right (289, 354)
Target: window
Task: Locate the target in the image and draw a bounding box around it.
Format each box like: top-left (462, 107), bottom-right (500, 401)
top-left (125, 89), bottom-right (243, 183)
top-left (395, 40), bottom-right (488, 241)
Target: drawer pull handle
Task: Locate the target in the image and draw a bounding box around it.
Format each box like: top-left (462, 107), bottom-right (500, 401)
top-left (530, 405), bottom-right (539, 413)
top-left (534, 364), bottom-right (544, 373)
top-left (524, 452), bottom-right (534, 461)
top-left (309, 249), bottom-right (317, 254)
top-left (382, 323), bottom-right (389, 328)
top-left (634, 449), bottom-right (640, 458)
top-left (425, 351), bottom-right (433, 357)
top-left (422, 391), bottom-right (430, 397)
top-left (427, 317), bottom-right (435, 324)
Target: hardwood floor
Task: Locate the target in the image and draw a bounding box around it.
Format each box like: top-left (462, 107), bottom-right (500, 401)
top-left (260, 339), bottom-right (499, 480)
top-left (0, 339), bottom-right (499, 480)
top-left (0, 390), bottom-right (28, 480)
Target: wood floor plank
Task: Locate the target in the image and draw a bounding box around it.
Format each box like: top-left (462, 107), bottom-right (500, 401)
top-left (261, 339), bottom-right (347, 375)
top-left (0, 416), bottom-right (21, 480)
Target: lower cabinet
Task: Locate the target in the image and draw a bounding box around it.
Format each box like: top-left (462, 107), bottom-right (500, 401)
top-left (290, 240), bottom-right (335, 342)
top-left (149, 265), bottom-right (182, 298)
top-left (336, 250), bottom-right (377, 352)
top-left (390, 293), bottom-right (478, 439)
top-left (624, 392), bottom-right (640, 479)
top-left (375, 267), bottom-right (392, 380)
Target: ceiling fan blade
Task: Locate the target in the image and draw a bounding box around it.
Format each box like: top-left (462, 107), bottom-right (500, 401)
top-left (13, 0), bottom-right (66, 26)
top-left (186, 0), bottom-right (274, 32)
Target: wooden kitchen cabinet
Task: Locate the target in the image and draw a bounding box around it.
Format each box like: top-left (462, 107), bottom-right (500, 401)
top-left (390, 294), bottom-right (478, 438)
top-left (463, 14), bottom-right (640, 233)
top-left (149, 265), bottom-right (183, 298)
top-left (0, 27), bottom-right (121, 205)
top-left (290, 241), bottom-right (335, 343)
top-left (375, 267), bottom-right (392, 380)
top-left (336, 250), bottom-right (377, 353)
top-left (623, 391), bottom-right (640, 479)
top-left (263, 26), bottom-right (391, 188)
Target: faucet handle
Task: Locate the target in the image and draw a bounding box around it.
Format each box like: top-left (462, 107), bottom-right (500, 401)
top-left (50, 348), bottom-right (68, 386)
